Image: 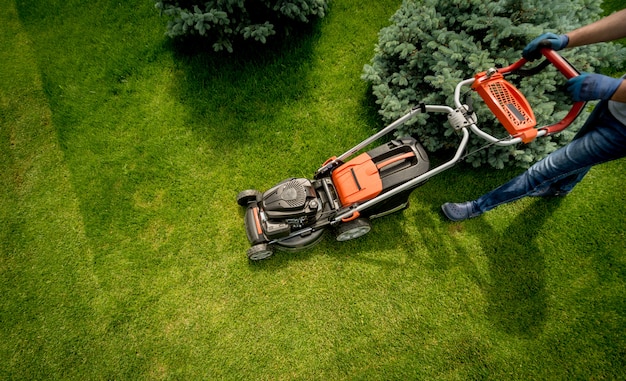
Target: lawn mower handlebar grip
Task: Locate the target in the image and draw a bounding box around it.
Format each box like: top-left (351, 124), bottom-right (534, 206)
top-left (539, 47), bottom-right (579, 79)
top-left (500, 48), bottom-right (585, 136)
top-left (501, 48), bottom-right (579, 78)
top-left (538, 47), bottom-right (586, 135)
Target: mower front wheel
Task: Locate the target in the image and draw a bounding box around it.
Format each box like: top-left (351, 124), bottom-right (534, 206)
top-left (247, 243), bottom-right (274, 261)
top-left (335, 218), bottom-right (371, 242)
top-left (237, 189), bottom-right (262, 206)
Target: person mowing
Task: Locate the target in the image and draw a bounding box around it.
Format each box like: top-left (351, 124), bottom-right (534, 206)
top-left (442, 8), bottom-right (626, 222)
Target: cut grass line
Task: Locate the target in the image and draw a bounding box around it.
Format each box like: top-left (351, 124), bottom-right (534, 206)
top-left (2, 0), bottom-right (625, 379)
top-left (1, 2), bottom-right (100, 379)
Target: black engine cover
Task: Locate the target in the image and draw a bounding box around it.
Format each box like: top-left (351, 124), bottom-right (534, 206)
top-left (262, 178), bottom-right (320, 223)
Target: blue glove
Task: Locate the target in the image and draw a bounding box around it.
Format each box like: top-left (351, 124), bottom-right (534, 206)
top-left (566, 73), bottom-right (623, 101)
top-left (522, 33), bottom-right (569, 60)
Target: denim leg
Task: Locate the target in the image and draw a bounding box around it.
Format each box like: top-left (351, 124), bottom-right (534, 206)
top-left (544, 100), bottom-right (608, 193)
top-left (474, 102), bottom-right (626, 213)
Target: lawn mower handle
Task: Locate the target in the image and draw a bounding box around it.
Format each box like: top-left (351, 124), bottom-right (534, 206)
top-left (325, 49), bottom-right (589, 223)
top-left (316, 49), bottom-right (585, 180)
top-left (500, 47), bottom-right (586, 136)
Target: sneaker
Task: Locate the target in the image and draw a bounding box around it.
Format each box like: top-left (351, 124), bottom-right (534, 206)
top-left (441, 201), bottom-right (482, 222)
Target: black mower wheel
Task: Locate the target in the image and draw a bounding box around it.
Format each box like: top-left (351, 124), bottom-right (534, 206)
top-left (237, 189), bottom-right (262, 206)
top-left (247, 243), bottom-right (274, 261)
top-left (335, 218), bottom-right (371, 242)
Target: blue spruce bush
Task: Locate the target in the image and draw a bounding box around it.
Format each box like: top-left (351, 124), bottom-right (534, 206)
top-left (155, 0), bottom-right (328, 53)
top-left (362, 0), bottom-right (626, 168)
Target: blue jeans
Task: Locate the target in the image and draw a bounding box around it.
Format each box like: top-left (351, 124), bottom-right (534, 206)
top-left (474, 101), bottom-right (626, 213)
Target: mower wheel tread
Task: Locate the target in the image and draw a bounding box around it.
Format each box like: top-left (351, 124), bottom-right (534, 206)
top-left (247, 243), bottom-right (274, 261)
top-left (237, 189), bottom-right (262, 206)
top-left (335, 218), bottom-right (371, 242)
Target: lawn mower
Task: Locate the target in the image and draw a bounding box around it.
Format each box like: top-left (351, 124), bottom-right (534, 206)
top-left (237, 48), bottom-right (584, 260)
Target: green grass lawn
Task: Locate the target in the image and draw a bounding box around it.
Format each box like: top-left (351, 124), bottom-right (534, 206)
top-left (2, 0), bottom-right (625, 379)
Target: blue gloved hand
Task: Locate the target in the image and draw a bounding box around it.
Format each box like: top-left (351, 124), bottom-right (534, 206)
top-left (522, 32), bottom-right (569, 60)
top-left (566, 73), bottom-right (623, 101)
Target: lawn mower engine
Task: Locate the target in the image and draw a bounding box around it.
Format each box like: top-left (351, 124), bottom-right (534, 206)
top-left (237, 137), bottom-right (429, 260)
top-left (252, 177), bottom-right (327, 246)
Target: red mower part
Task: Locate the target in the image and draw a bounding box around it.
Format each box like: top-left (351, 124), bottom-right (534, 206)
top-left (332, 153), bottom-right (383, 206)
top-left (472, 70), bottom-right (538, 143)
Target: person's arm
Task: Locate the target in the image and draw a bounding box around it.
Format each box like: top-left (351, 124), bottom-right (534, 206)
top-left (567, 9), bottom-right (626, 103)
top-left (523, 9), bottom-right (626, 58)
top-left (611, 81), bottom-right (626, 103)
top-left (524, 9), bottom-right (626, 103)
top-left (566, 8), bottom-right (626, 48)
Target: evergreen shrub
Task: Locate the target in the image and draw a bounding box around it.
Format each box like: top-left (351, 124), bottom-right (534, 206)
top-left (362, 0), bottom-right (626, 168)
top-left (155, 0), bottom-right (328, 53)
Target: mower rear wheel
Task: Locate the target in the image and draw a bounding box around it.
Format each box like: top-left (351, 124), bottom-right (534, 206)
top-left (237, 189), bottom-right (262, 206)
top-left (335, 218), bottom-right (371, 242)
top-left (247, 243), bottom-right (274, 261)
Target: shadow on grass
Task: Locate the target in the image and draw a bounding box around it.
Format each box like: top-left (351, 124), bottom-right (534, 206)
top-left (470, 198), bottom-right (564, 338)
top-left (405, 162), bottom-right (559, 338)
top-left (166, 21), bottom-right (324, 147)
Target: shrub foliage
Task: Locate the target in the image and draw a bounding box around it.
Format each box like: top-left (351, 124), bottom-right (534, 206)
top-left (155, 0), bottom-right (328, 52)
top-left (362, 0), bottom-right (626, 168)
